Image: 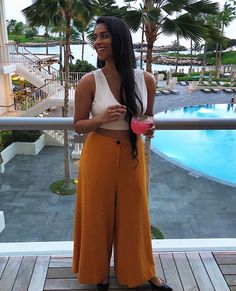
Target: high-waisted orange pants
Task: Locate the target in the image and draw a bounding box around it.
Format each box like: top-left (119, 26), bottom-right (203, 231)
top-left (72, 132), bottom-right (155, 288)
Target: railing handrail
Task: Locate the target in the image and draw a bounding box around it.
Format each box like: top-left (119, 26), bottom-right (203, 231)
top-left (0, 104), bottom-right (15, 108)
top-left (6, 44), bottom-right (59, 78)
top-left (0, 117), bottom-right (236, 130)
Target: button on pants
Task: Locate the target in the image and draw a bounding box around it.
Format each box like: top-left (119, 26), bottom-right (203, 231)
top-left (72, 132), bottom-right (155, 288)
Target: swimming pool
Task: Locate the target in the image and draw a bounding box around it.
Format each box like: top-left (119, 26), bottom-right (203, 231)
top-left (152, 104), bottom-right (236, 186)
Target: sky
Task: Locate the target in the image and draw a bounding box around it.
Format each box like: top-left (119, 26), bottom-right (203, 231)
top-left (3, 0), bottom-right (236, 48)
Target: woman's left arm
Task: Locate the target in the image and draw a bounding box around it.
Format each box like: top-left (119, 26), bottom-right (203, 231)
top-left (143, 71), bottom-right (156, 137)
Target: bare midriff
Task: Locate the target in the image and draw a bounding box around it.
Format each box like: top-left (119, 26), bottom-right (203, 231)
top-left (95, 128), bottom-right (130, 139)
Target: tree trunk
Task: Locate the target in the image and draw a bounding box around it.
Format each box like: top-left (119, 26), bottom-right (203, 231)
top-left (63, 13), bottom-right (71, 188)
top-left (189, 39), bottom-right (193, 75)
top-left (59, 30), bottom-right (63, 72)
top-left (215, 43), bottom-right (220, 78)
top-left (140, 23), bottom-right (144, 70)
top-left (203, 42), bottom-right (207, 66)
top-left (175, 35), bottom-right (179, 73)
top-left (218, 26), bottom-right (224, 78)
top-left (146, 43), bottom-right (154, 73)
top-left (81, 32), bottom-right (85, 61)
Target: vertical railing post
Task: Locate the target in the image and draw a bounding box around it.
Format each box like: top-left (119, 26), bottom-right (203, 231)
top-left (145, 136), bottom-right (151, 199)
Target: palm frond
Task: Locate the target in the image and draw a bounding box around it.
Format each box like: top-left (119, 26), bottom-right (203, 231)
top-left (162, 14), bottom-right (208, 42)
top-left (184, 0), bottom-right (219, 16)
top-left (123, 10), bottom-right (143, 32)
top-left (146, 8), bottom-right (161, 22)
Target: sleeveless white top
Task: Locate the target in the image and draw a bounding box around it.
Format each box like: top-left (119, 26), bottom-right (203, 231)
top-left (91, 69), bottom-right (147, 130)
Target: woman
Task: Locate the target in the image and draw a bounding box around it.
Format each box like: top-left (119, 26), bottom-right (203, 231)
top-left (73, 16), bottom-right (172, 291)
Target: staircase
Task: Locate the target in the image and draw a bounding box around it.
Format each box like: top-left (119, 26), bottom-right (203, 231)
top-left (43, 130), bottom-right (74, 147)
top-left (8, 44), bottom-right (66, 116)
top-left (6, 45), bottom-right (80, 144)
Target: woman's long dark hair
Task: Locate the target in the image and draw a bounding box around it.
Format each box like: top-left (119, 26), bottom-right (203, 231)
top-left (95, 16), bottom-right (143, 160)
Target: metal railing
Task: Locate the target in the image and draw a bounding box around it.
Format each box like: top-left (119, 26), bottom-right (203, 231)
top-left (1, 117), bottom-right (236, 130)
top-left (1, 116), bottom-right (236, 193)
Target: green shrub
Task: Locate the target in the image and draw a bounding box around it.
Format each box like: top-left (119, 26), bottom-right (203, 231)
top-left (69, 59), bottom-right (96, 73)
top-left (0, 131), bottom-right (13, 151)
top-left (178, 76), bottom-right (192, 81)
top-left (12, 130), bottom-right (42, 142)
top-left (172, 72), bottom-right (186, 78)
top-left (0, 130), bottom-right (42, 152)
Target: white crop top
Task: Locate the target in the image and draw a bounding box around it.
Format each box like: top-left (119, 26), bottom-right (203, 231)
top-left (91, 69), bottom-right (147, 130)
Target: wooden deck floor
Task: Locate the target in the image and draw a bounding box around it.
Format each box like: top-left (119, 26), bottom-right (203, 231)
top-left (0, 251), bottom-right (235, 291)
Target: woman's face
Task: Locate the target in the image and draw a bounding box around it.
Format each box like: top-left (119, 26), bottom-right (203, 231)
top-left (93, 23), bottom-right (113, 61)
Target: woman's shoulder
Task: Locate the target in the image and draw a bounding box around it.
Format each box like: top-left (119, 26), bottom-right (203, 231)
top-left (134, 69), bottom-right (155, 83)
top-left (75, 71), bottom-right (97, 95)
top-left (80, 70), bottom-right (97, 82)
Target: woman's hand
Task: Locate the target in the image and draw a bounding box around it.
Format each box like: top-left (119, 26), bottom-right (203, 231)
top-left (144, 124), bottom-right (155, 138)
top-left (98, 105), bottom-right (126, 124)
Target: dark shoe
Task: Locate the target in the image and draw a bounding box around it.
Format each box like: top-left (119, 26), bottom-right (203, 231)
top-left (96, 283), bottom-right (109, 291)
top-left (148, 279), bottom-right (173, 290)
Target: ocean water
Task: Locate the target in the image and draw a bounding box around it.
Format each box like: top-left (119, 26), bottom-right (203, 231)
top-left (26, 44), bottom-right (202, 73)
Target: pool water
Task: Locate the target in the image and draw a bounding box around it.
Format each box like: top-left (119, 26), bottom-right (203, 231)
top-left (152, 104), bottom-right (236, 185)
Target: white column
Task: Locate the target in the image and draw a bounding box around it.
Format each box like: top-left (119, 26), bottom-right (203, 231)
top-left (0, 0), bottom-right (9, 63)
top-left (0, 0), bottom-right (13, 113)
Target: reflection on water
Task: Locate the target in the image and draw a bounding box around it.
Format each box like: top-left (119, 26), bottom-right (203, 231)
top-left (152, 104), bottom-right (236, 185)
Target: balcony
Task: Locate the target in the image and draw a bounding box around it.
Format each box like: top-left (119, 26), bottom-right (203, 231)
top-left (0, 249), bottom-right (235, 290)
top-left (1, 117), bottom-right (236, 290)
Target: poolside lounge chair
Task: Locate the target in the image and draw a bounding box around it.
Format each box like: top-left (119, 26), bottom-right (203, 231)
top-left (218, 81), bottom-right (232, 86)
top-left (169, 89), bottom-right (179, 94)
top-left (211, 88), bottom-right (221, 93)
top-left (179, 81), bottom-right (188, 86)
top-left (201, 88), bottom-right (212, 93)
top-left (202, 81), bottom-right (210, 86)
top-left (223, 88), bottom-right (234, 93)
top-left (210, 81), bottom-right (218, 86)
top-left (160, 89), bottom-right (171, 94)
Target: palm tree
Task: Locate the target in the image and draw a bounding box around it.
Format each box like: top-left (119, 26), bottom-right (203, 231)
top-left (7, 19), bottom-right (17, 34)
top-left (22, 0), bottom-right (96, 189)
top-left (217, 1), bottom-right (236, 76)
top-left (11, 21), bottom-right (26, 43)
top-left (122, 0), bottom-right (219, 73)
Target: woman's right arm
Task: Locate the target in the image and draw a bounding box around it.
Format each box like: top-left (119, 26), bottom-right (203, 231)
top-left (73, 73), bottom-right (103, 134)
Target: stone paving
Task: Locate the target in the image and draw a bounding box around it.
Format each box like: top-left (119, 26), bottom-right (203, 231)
top-left (0, 84), bottom-right (236, 242)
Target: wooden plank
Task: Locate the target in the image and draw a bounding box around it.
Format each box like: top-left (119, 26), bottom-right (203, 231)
top-left (224, 274), bottom-right (236, 285)
top-left (28, 256), bottom-right (50, 291)
top-left (44, 278), bottom-right (94, 290)
top-left (220, 265), bottom-right (236, 275)
top-left (186, 252), bottom-right (214, 291)
top-left (49, 257), bottom-right (72, 268)
top-left (47, 267), bottom-right (77, 279)
top-left (213, 252), bottom-right (236, 264)
top-left (0, 256), bottom-right (23, 291)
top-left (108, 277), bottom-right (144, 289)
top-left (173, 252), bottom-right (199, 290)
top-left (12, 256), bottom-right (37, 291)
top-left (160, 253), bottom-right (183, 291)
top-left (0, 257), bottom-right (8, 279)
top-left (200, 252), bottom-right (230, 291)
top-left (153, 253), bottom-right (165, 280)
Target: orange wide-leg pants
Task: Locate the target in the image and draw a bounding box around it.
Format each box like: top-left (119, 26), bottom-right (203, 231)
top-left (72, 132), bottom-right (155, 288)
